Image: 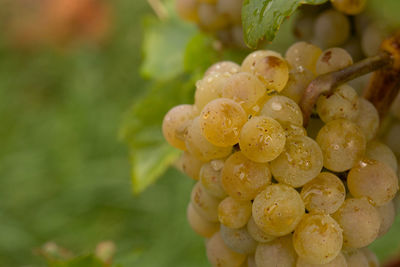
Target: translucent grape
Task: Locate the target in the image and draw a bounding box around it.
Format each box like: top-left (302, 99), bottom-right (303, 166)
top-left (218, 197), bottom-right (252, 229)
top-left (281, 68), bottom-right (315, 103)
top-left (361, 23), bottom-right (387, 57)
top-left (162, 104), bottom-right (196, 150)
top-left (195, 72), bottom-right (231, 111)
top-left (200, 98), bottom-right (247, 147)
top-left (293, 214), bottom-right (343, 264)
top-left (316, 48), bottom-right (353, 75)
top-left (316, 119), bottom-right (366, 172)
top-left (187, 203), bottom-right (219, 238)
top-left (285, 42), bottom-right (322, 73)
top-left (255, 235), bottom-right (297, 267)
top-left (197, 3), bottom-right (228, 31)
top-left (207, 232), bottom-right (247, 267)
top-left (314, 9), bottom-right (351, 48)
top-left (182, 151), bottom-right (204, 180)
top-left (246, 217), bottom-right (276, 243)
top-left (282, 123), bottom-right (307, 139)
top-left (344, 249), bottom-right (368, 267)
top-left (301, 172), bottom-right (346, 214)
top-left (347, 159), bottom-right (399, 206)
top-left (200, 161), bottom-right (226, 199)
top-left (216, 0), bottom-right (242, 24)
top-left (175, 0), bottom-right (199, 22)
top-left (222, 72), bottom-right (266, 115)
top-left (296, 252), bottom-right (347, 267)
top-left (331, 0), bottom-right (366, 15)
top-left (354, 98), bottom-right (379, 141)
top-left (239, 116), bottom-right (286, 163)
top-left (241, 50), bottom-right (283, 73)
top-left (260, 95), bottom-right (303, 126)
top-left (252, 184), bottom-right (305, 236)
top-left (366, 140), bottom-right (398, 172)
top-left (191, 182), bottom-right (221, 222)
top-left (361, 248), bottom-right (379, 267)
top-left (253, 56), bottom-right (290, 92)
top-left (185, 117), bottom-right (232, 162)
top-left (220, 225), bottom-right (257, 255)
top-left (332, 198), bottom-right (381, 248)
top-left (271, 135), bottom-right (323, 188)
top-left (316, 84), bottom-right (360, 123)
top-left (205, 61), bottom-right (241, 76)
top-left (221, 152), bottom-right (271, 201)
top-left (376, 201), bottom-right (396, 238)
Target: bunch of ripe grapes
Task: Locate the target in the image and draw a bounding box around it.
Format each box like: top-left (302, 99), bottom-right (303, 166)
top-left (175, 0), bottom-right (245, 48)
top-left (162, 40), bottom-right (399, 266)
top-left (294, 0), bottom-right (390, 61)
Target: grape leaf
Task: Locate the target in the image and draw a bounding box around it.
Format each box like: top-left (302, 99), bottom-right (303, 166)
top-left (242, 0), bottom-right (328, 48)
top-left (119, 75), bottom-right (195, 194)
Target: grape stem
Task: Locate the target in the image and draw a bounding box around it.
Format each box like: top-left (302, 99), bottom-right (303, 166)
top-left (147, 0), bottom-right (168, 20)
top-left (300, 52), bottom-right (393, 127)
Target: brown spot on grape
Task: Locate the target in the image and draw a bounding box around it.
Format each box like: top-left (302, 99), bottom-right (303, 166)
top-left (322, 51), bottom-right (332, 63)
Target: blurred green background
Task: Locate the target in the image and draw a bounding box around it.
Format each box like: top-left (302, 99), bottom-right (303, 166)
top-left (0, 0), bottom-right (400, 266)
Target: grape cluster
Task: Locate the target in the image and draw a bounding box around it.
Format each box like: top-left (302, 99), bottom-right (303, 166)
top-left (294, 0), bottom-right (390, 61)
top-left (162, 41), bottom-right (399, 266)
top-left (175, 0), bottom-right (245, 48)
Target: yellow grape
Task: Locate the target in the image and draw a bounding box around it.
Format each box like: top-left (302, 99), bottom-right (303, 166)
top-left (331, 0), bottom-right (367, 15)
top-left (281, 68), bottom-right (315, 104)
top-left (282, 123), bottom-right (307, 139)
top-left (195, 72), bottom-right (231, 111)
top-left (344, 249), bottom-right (369, 267)
top-left (220, 225), bottom-right (258, 255)
top-left (205, 61), bottom-right (241, 76)
top-left (191, 182), bottom-right (221, 222)
top-left (361, 247), bottom-right (379, 267)
top-left (200, 161), bottom-right (226, 199)
top-left (376, 201), bottom-right (396, 238)
top-left (316, 48), bottom-right (353, 75)
top-left (260, 95), bottom-right (303, 126)
top-left (218, 197), bottom-right (252, 229)
top-left (246, 216), bottom-right (276, 243)
top-left (187, 203), bottom-right (219, 238)
top-left (255, 235), bottom-right (297, 267)
top-left (285, 42), bottom-right (322, 73)
top-left (241, 50), bottom-right (283, 73)
top-left (181, 151), bottom-right (204, 180)
top-left (354, 98), bottom-right (379, 141)
top-left (365, 140), bottom-right (398, 172)
top-left (175, 0), bottom-right (199, 22)
top-left (314, 10), bottom-right (351, 49)
top-left (253, 56), bottom-right (290, 92)
top-left (296, 252), bottom-right (347, 267)
top-left (206, 232), bottom-right (247, 267)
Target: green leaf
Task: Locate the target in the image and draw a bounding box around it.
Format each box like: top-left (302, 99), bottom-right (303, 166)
top-left (120, 75), bottom-right (196, 194)
top-left (242, 0), bottom-right (328, 48)
top-left (184, 33), bottom-right (219, 75)
top-left (48, 255), bottom-right (104, 267)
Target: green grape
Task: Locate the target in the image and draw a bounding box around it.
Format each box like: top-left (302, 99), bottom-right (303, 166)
top-left (218, 197), bottom-right (252, 229)
top-left (205, 61), bottom-right (241, 76)
top-left (220, 225), bottom-right (257, 255)
top-left (195, 72), bottom-right (231, 111)
top-left (316, 119), bottom-right (366, 172)
top-left (241, 50), bottom-right (283, 73)
top-left (281, 68), bottom-right (315, 103)
top-left (221, 152), bottom-right (271, 201)
top-left (185, 117), bottom-right (232, 162)
top-left (316, 84), bottom-right (360, 123)
top-left (253, 55), bottom-right (290, 92)
top-left (361, 23), bottom-right (387, 57)
top-left (200, 98), bottom-right (247, 147)
top-left (285, 42), bottom-right (322, 73)
top-left (270, 135), bottom-right (323, 188)
top-left (222, 72), bottom-right (266, 115)
top-left (252, 184), bottom-right (305, 236)
top-left (293, 214), bottom-right (343, 264)
top-left (332, 198), bottom-right (381, 248)
top-left (314, 9), bottom-right (351, 48)
top-left (181, 151), bottom-right (204, 180)
top-left (347, 159), bottom-right (399, 206)
top-left (246, 216), bottom-right (276, 243)
top-left (191, 182), bottom-right (221, 222)
top-left (331, 0), bottom-right (366, 15)
top-left (255, 235), bottom-right (297, 267)
top-left (366, 140), bottom-right (398, 172)
top-left (376, 201), bottom-right (396, 238)
top-left (282, 123), bottom-right (307, 139)
top-left (316, 48), bottom-right (353, 75)
top-left (361, 248), bottom-right (379, 267)
top-left (207, 232), bottom-right (247, 267)
top-left (296, 252), bottom-right (347, 267)
top-left (301, 172), bottom-right (346, 214)
top-left (197, 3), bottom-right (228, 31)
top-left (260, 95), bottom-right (303, 126)
top-left (175, 0), bottom-right (199, 22)
top-left (354, 98), bottom-right (379, 141)
top-left (239, 116), bottom-right (286, 163)
top-left (216, 0), bottom-right (242, 24)
top-left (200, 160), bottom-right (226, 199)
top-left (344, 249), bottom-right (369, 267)
top-left (162, 104), bottom-right (196, 150)
top-left (187, 203), bottom-right (219, 238)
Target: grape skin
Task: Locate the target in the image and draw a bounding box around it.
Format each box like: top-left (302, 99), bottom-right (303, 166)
top-left (361, 247), bottom-right (379, 267)
top-left (241, 50), bottom-right (283, 73)
top-left (354, 98), bottom-right (379, 141)
top-left (191, 182), bottom-right (221, 222)
top-left (332, 198), bottom-right (381, 249)
top-left (285, 42), bottom-right (322, 73)
top-left (197, 3), bottom-right (228, 31)
top-left (260, 95), bottom-right (303, 126)
top-left (255, 235), bottom-right (298, 267)
top-left (220, 225), bottom-right (258, 255)
top-left (361, 23), bottom-right (387, 57)
top-left (316, 119), bottom-right (366, 172)
top-left (331, 0), bottom-right (366, 15)
top-left (293, 214), bottom-right (343, 264)
top-left (221, 152), bottom-right (271, 201)
top-left (216, 0), bottom-right (242, 24)
top-left (316, 48), bottom-right (353, 75)
top-left (181, 151), bottom-right (204, 180)
top-left (200, 98), bottom-right (247, 147)
top-left (239, 116), bottom-right (286, 163)
top-left (344, 249), bottom-right (369, 267)
top-left (175, 0), bottom-right (199, 22)
top-left (271, 135), bottom-right (323, 188)
top-left (205, 61), bottom-right (241, 76)
top-left (347, 159), bottom-right (399, 206)
top-left (200, 161), bottom-right (227, 198)
top-left (366, 140), bottom-right (398, 172)
top-left (218, 197), bottom-right (252, 229)
top-left (252, 184), bottom-right (305, 236)
top-left (195, 72), bottom-right (231, 111)
top-left (206, 232), bottom-right (247, 267)
top-left (376, 201), bottom-right (396, 238)
top-left (187, 203), bottom-right (219, 238)
top-left (301, 172), bottom-right (346, 214)
top-left (296, 252), bottom-right (347, 267)
top-left (246, 216), bottom-right (276, 243)
top-left (281, 68), bottom-right (315, 104)
top-left (253, 56), bottom-right (290, 92)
